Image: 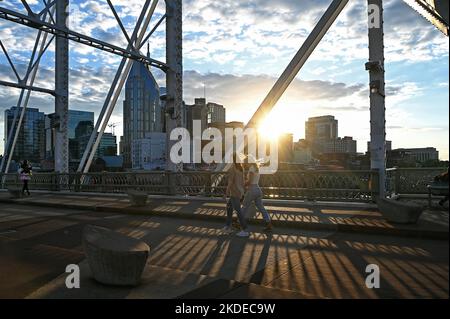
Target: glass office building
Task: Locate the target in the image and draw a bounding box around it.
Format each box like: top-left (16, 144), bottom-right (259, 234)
top-left (123, 62), bottom-right (162, 168)
top-left (4, 107), bottom-right (46, 164)
top-left (45, 110), bottom-right (95, 162)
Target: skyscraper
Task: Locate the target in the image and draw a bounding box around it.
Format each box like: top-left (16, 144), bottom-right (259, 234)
top-left (4, 106), bottom-right (45, 164)
top-left (305, 116), bottom-right (357, 155)
top-left (305, 115), bottom-right (338, 142)
top-left (123, 62), bottom-right (162, 168)
top-left (45, 110), bottom-right (95, 163)
top-left (207, 102), bottom-right (226, 124)
top-left (186, 98), bottom-right (209, 136)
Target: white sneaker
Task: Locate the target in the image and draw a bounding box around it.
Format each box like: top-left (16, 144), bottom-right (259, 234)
top-left (221, 226), bottom-right (233, 234)
top-left (236, 230), bottom-right (250, 237)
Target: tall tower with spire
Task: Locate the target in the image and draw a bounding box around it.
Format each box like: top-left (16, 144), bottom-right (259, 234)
top-left (122, 55), bottom-right (162, 168)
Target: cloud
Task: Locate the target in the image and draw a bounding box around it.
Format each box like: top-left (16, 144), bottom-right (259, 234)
top-left (0, 0), bottom-right (448, 158)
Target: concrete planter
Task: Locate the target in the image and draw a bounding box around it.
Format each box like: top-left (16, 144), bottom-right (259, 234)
top-left (127, 191), bottom-right (148, 206)
top-left (82, 225), bottom-right (150, 286)
top-left (377, 198), bottom-right (424, 224)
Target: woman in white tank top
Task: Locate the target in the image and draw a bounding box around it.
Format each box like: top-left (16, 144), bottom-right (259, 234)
top-left (242, 163), bottom-right (273, 232)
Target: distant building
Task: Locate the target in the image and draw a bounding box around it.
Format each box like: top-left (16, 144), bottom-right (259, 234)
top-left (320, 136), bottom-right (357, 154)
top-left (305, 115), bottom-right (356, 155)
top-left (394, 147), bottom-right (439, 163)
top-left (4, 106), bottom-right (45, 164)
top-left (207, 121), bottom-right (245, 159)
top-left (123, 62), bottom-right (163, 168)
top-left (98, 133), bottom-right (117, 158)
top-left (186, 98), bottom-right (227, 136)
top-left (277, 133), bottom-right (294, 163)
top-left (293, 139), bottom-right (313, 164)
top-left (74, 124), bottom-right (117, 162)
top-left (132, 133), bottom-right (166, 170)
top-left (101, 155), bottom-right (124, 171)
top-left (305, 115), bottom-right (338, 142)
top-left (186, 98), bottom-right (209, 136)
top-left (45, 110), bottom-right (94, 163)
top-left (207, 102), bottom-right (226, 124)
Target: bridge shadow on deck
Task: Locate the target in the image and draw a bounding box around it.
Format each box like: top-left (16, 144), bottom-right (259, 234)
top-left (1, 204), bottom-right (447, 299)
top-left (0, 192), bottom-right (448, 299)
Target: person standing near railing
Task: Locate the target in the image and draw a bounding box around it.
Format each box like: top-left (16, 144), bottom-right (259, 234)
top-left (222, 154), bottom-right (249, 236)
top-left (242, 162), bottom-right (273, 233)
top-left (434, 167), bottom-right (449, 206)
top-left (19, 160), bottom-right (32, 196)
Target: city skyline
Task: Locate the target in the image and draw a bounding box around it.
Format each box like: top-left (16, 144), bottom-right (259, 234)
top-left (0, 0), bottom-right (448, 159)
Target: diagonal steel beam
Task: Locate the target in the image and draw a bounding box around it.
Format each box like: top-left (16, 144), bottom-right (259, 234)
top-left (107, 0), bottom-right (134, 49)
top-left (40, 0), bottom-right (56, 25)
top-left (215, 0), bottom-right (349, 175)
top-left (27, 35), bottom-right (54, 80)
top-left (77, 0), bottom-right (157, 173)
top-left (81, 0), bottom-right (160, 174)
top-left (139, 14), bottom-right (167, 50)
top-left (0, 39), bottom-right (21, 81)
top-left (20, 0), bottom-right (34, 17)
top-left (403, 0), bottom-right (449, 36)
top-left (1, 6), bottom-right (55, 175)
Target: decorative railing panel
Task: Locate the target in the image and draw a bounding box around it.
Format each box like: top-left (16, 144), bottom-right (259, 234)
top-left (0, 169), bottom-right (384, 202)
top-left (386, 168), bottom-right (447, 195)
top-left (259, 170), bottom-right (375, 202)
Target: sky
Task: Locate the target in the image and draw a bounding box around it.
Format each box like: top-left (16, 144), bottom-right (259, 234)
top-left (0, 0), bottom-right (448, 159)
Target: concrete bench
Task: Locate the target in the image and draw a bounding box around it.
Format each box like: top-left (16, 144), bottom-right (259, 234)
top-left (377, 198), bottom-right (424, 224)
top-left (82, 225), bottom-right (150, 286)
top-left (427, 182), bottom-right (449, 207)
top-left (127, 190), bottom-right (148, 207)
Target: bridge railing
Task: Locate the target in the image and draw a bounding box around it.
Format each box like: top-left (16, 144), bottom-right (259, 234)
top-left (0, 170), bottom-right (380, 202)
top-left (386, 167), bottom-right (447, 196)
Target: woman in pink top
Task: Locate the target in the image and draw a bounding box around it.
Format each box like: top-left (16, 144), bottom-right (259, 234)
top-left (222, 154), bottom-right (248, 236)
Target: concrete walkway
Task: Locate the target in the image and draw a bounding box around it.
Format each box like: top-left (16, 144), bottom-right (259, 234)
top-left (0, 202), bottom-right (447, 299)
top-left (0, 190), bottom-right (448, 239)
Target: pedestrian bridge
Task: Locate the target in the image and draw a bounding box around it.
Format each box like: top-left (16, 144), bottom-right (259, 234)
top-left (0, 168), bottom-right (446, 202)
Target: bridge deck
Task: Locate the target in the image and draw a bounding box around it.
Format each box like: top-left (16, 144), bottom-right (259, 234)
top-left (0, 200), bottom-right (447, 299)
top-left (0, 190), bottom-right (448, 239)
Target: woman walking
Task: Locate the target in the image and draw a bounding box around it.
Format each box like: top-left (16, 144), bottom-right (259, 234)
top-left (222, 155), bottom-right (249, 237)
top-left (19, 160), bottom-right (32, 196)
top-left (242, 162), bottom-right (273, 232)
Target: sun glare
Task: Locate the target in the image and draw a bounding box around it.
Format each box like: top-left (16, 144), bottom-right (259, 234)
top-left (258, 114), bottom-right (286, 141)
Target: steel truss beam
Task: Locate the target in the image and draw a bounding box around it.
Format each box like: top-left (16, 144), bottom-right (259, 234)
top-left (0, 4), bottom-right (55, 175)
top-left (216, 0), bottom-right (350, 175)
top-left (0, 80), bottom-right (55, 95)
top-left (78, 0), bottom-right (159, 174)
top-left (0, 6), bottom-right (168, 71)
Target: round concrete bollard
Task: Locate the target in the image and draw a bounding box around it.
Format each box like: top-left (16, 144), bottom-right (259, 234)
top-left (82, 225), bottom-right (150, 286)
top-left (377, 198), bottom-right (424, 224)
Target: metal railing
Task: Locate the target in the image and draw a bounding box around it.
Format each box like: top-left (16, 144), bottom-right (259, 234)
top-left (386, 167), bottom-right (447, 196)
top-left (1, 170), bottom-right (380, 202)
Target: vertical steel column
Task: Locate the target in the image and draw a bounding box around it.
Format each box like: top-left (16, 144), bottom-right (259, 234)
top-left (368, 0), bottom-right (386, 198)
top-left (55, 0), bottom-right (69, 173)
top-left (166, 0), bottom-right (183, 172)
